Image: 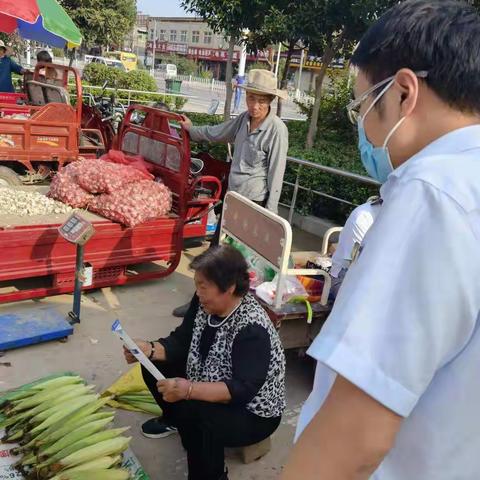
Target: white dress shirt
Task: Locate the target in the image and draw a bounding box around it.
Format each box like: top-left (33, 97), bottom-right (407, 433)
top-left (330, 201), bottom-right (381, 278)
top-left (295, 126), bottom-right (480, 479)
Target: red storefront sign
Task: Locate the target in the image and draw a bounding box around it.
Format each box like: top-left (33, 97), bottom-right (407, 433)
top-left (146, 41), bottom-right (269, 63)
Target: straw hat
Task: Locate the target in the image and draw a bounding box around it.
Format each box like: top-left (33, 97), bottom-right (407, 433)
top-left (239, 69), bottom-right (288, 100)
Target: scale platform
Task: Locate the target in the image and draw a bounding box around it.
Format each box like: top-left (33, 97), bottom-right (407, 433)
top-left (0, 307), bottom-right (73, 351)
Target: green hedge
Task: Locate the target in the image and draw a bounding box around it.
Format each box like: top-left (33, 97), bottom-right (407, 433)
top-left (81, 63), bottom-right (187, 110)
top-left (187, 109), bottom-right (378, 224)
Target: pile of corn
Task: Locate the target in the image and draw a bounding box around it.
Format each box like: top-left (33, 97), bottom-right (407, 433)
top-left (0, 187), bottom-right (72, 216)
top-left (113, 391), bottom-right (162, 416)
top-left (0, 375), bottom-right (131, 480)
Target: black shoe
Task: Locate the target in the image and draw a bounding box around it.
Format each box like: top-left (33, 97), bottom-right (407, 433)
top-left (218, 469), bottom-right (229, 480)
top-left (141, 417), bottom-right (178, 439)
top-left (172, 301), bottom-right (190, 318)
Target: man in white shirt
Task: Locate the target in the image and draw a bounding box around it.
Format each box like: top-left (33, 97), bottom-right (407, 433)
top-left (330, 198), bottom-right (381, 298)
top-left (282, 1), bottom-right (480, 479)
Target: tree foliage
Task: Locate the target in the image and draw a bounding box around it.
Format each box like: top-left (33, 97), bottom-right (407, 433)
top-left (181, 0), bottom-right (277, 119)
top-left (59, 0), bottom-right (136, 48)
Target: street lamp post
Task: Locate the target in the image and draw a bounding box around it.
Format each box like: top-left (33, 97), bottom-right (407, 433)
top-left (151, 20), bottom-right (157, 76)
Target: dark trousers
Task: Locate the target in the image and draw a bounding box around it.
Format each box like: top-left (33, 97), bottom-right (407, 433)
top-left (142, 363), bottom-right (280, 480)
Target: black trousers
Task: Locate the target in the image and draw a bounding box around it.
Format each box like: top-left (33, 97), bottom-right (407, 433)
top-left (142, 362), bottom-right (281, 480)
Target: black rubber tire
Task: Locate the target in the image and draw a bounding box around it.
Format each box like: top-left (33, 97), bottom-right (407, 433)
top-left (0, 166), bottom-right (21, 186)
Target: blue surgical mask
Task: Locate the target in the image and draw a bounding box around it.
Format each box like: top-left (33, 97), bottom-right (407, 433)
top-left (357, 79), bottom-right (406, 183)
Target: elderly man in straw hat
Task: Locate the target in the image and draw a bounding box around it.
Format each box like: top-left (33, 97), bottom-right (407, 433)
top-left (169, 70), bottom-right (289, 319)
top-left (180, 69), bottom-right (289, 218)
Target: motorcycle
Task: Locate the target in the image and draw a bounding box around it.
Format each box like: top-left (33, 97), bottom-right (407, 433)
top-left (81, 81), bottom-right (126, 151)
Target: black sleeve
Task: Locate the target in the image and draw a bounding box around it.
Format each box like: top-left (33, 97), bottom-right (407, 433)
top-left (224, 325), bottom-right (271, 406)
top-left (158, 294), bottom-right (199, 364)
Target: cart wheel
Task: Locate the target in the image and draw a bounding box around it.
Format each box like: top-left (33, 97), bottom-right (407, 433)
top-left (58, 337), bottom-right (69, 343)
top-left (0, 166), bottom-right (21, 187)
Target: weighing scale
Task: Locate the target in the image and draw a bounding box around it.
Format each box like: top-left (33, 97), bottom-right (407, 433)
top-left (0, 213), bottom-right (95, 352)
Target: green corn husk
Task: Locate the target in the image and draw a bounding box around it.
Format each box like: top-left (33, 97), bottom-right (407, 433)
top-left (29, 395), bottom-right (99, 435)
top-left (39, 428), bottom-right (130, 469)
top-left (31, 412), bottom-right (114, 450)
top-left (49, 436), bottom-right (131, 471)
top-left (39, 417), bottom-right (115, 458)
top-left (26, 398), bottom-right (112, 447)
top-left (120, 400), bottom-right (162, 416)
top-left (51, 468), bottom-right (130, 480)
top-left (48, 455), bottom-right (122, 479)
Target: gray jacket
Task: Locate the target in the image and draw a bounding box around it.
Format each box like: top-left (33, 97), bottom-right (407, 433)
top-left (190, 109), bottom-right (289, 213)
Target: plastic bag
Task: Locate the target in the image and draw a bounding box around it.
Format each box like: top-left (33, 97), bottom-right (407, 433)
top-left (101, 149), bottom-right (155, 177)
top-left (224, 236), bottom-right (275, 288)
top-left (256, 274), bottom-right (308, 305)
top-left (101, 364), bottom-right (162, 416)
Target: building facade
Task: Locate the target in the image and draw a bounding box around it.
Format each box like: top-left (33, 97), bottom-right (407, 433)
top-left (145, 17), bottom-right (269, 80)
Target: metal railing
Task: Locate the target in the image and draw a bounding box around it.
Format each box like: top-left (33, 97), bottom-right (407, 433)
top-left (73, 84), bottom-right (191, 107)
top-left (281, 156), bottom-right (380, 224)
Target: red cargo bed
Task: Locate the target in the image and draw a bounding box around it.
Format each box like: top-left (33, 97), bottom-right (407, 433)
top-left (0, 106), bottom-right (221, 304)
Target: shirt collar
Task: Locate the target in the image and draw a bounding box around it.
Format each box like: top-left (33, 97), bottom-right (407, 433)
top-left (248, 107), bottom-right (275, 133)
top-left (397, 125), bottom-right (480, 175)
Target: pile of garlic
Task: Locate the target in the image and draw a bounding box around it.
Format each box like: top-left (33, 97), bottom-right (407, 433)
top-left (0, 187), bottom-right (72, 216)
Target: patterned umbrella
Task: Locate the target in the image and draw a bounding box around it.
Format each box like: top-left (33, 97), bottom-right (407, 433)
top-left (0, 0), bottom-right (82, 48)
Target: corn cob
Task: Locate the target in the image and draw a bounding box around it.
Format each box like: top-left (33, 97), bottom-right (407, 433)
top-left (51, 469), bottom-right (130, 480)
top-left (39, 417), bottom-right (115, 458)
top-left (30, 395), bottom-right (99, 434)
top-left (121, 400), bottom-right (162, 416)
top-left (10, 385), bottom-right (94, 424)
top-left (9, 384), bottom-right (86, 414)
top-left (27, 398), bottom-right (112, 446)
top-left (41, 427), bottom-right (130, 468)
top-left (31, 390), bottom-right (97, 424)
top-left (29, 376), bottom-right (82, 391)
top-left (48, 455), bottom-right (121, 479)
top-left (51, 437), bottom-right (131, 470)
top-left (30, 412), bottom-right (114, 449)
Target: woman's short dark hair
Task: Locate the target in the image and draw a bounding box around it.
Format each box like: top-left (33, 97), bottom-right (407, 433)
top-left (190, 245), bottom-right (250, 297)
top-left (37, 50), bottom-right (52, 63)
top-left (351, 0), bottom-right (480, 114)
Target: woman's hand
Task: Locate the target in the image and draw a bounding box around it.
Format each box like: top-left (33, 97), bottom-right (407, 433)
top-left (157, 378), bottom-right (191, 403)
top-left (123, 339), bottom-right (151, 364)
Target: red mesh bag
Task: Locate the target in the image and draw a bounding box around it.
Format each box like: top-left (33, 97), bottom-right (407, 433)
top-left (90, 180), bottom-right (172, 227)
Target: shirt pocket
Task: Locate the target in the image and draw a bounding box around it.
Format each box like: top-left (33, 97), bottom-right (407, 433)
top-left (241, 140), bottom-right (267, 171)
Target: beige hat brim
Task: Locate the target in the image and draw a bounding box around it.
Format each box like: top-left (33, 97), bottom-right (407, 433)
top-left (239, 84), bottom-right (289, 100)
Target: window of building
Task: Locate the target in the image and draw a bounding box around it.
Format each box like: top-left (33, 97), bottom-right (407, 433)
top-left (192, 31), bottom-right (200, 43)
top-left (204, 31), bottom-right (212, 44)
top-left (159, 29), bottom-right (166, 42)
top-left (180, 30), bottom-right (188, 43)
top-left (170, 30), bottom-right (177, 42)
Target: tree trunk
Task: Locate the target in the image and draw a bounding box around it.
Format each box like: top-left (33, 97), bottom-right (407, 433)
top-left (276, 40), bottom-right (296, 117)
top-left (305, 43), bottom-right (335, 149)
top-left (223, 37), bottom-right (236, 121)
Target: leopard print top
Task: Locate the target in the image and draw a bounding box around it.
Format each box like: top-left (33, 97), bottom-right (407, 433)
top-left (186, 294), bottom-right (286, 418)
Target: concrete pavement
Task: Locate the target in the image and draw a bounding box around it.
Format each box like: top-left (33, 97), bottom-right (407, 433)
top-left (0, 231), bottom-right (320, 479)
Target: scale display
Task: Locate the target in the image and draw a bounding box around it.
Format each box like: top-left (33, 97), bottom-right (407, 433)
top-left (58, 213), bottom-right (95, 245)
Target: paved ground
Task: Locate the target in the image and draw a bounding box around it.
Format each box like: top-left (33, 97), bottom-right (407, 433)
top-left (1, 229), bottom-right (321, 479)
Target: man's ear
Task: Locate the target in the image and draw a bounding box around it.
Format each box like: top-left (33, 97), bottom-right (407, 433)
top-left (394, 69), bottom-right (420, 117)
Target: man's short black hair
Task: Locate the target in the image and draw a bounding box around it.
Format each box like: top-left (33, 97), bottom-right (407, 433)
top-left (37, 50), bottom-right (52, 63)
top-left (0, 46), bottom-right (7, 53)
top-left (190, 245), bottom-right (250, 297)
top-left (351, 0), bottom-right (480, 114)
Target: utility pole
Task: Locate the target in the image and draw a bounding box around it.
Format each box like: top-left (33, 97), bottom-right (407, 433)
top-left (151, 19), bottom-right (157, 76)
top-left (295, 48), bottom-right (305, 100)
